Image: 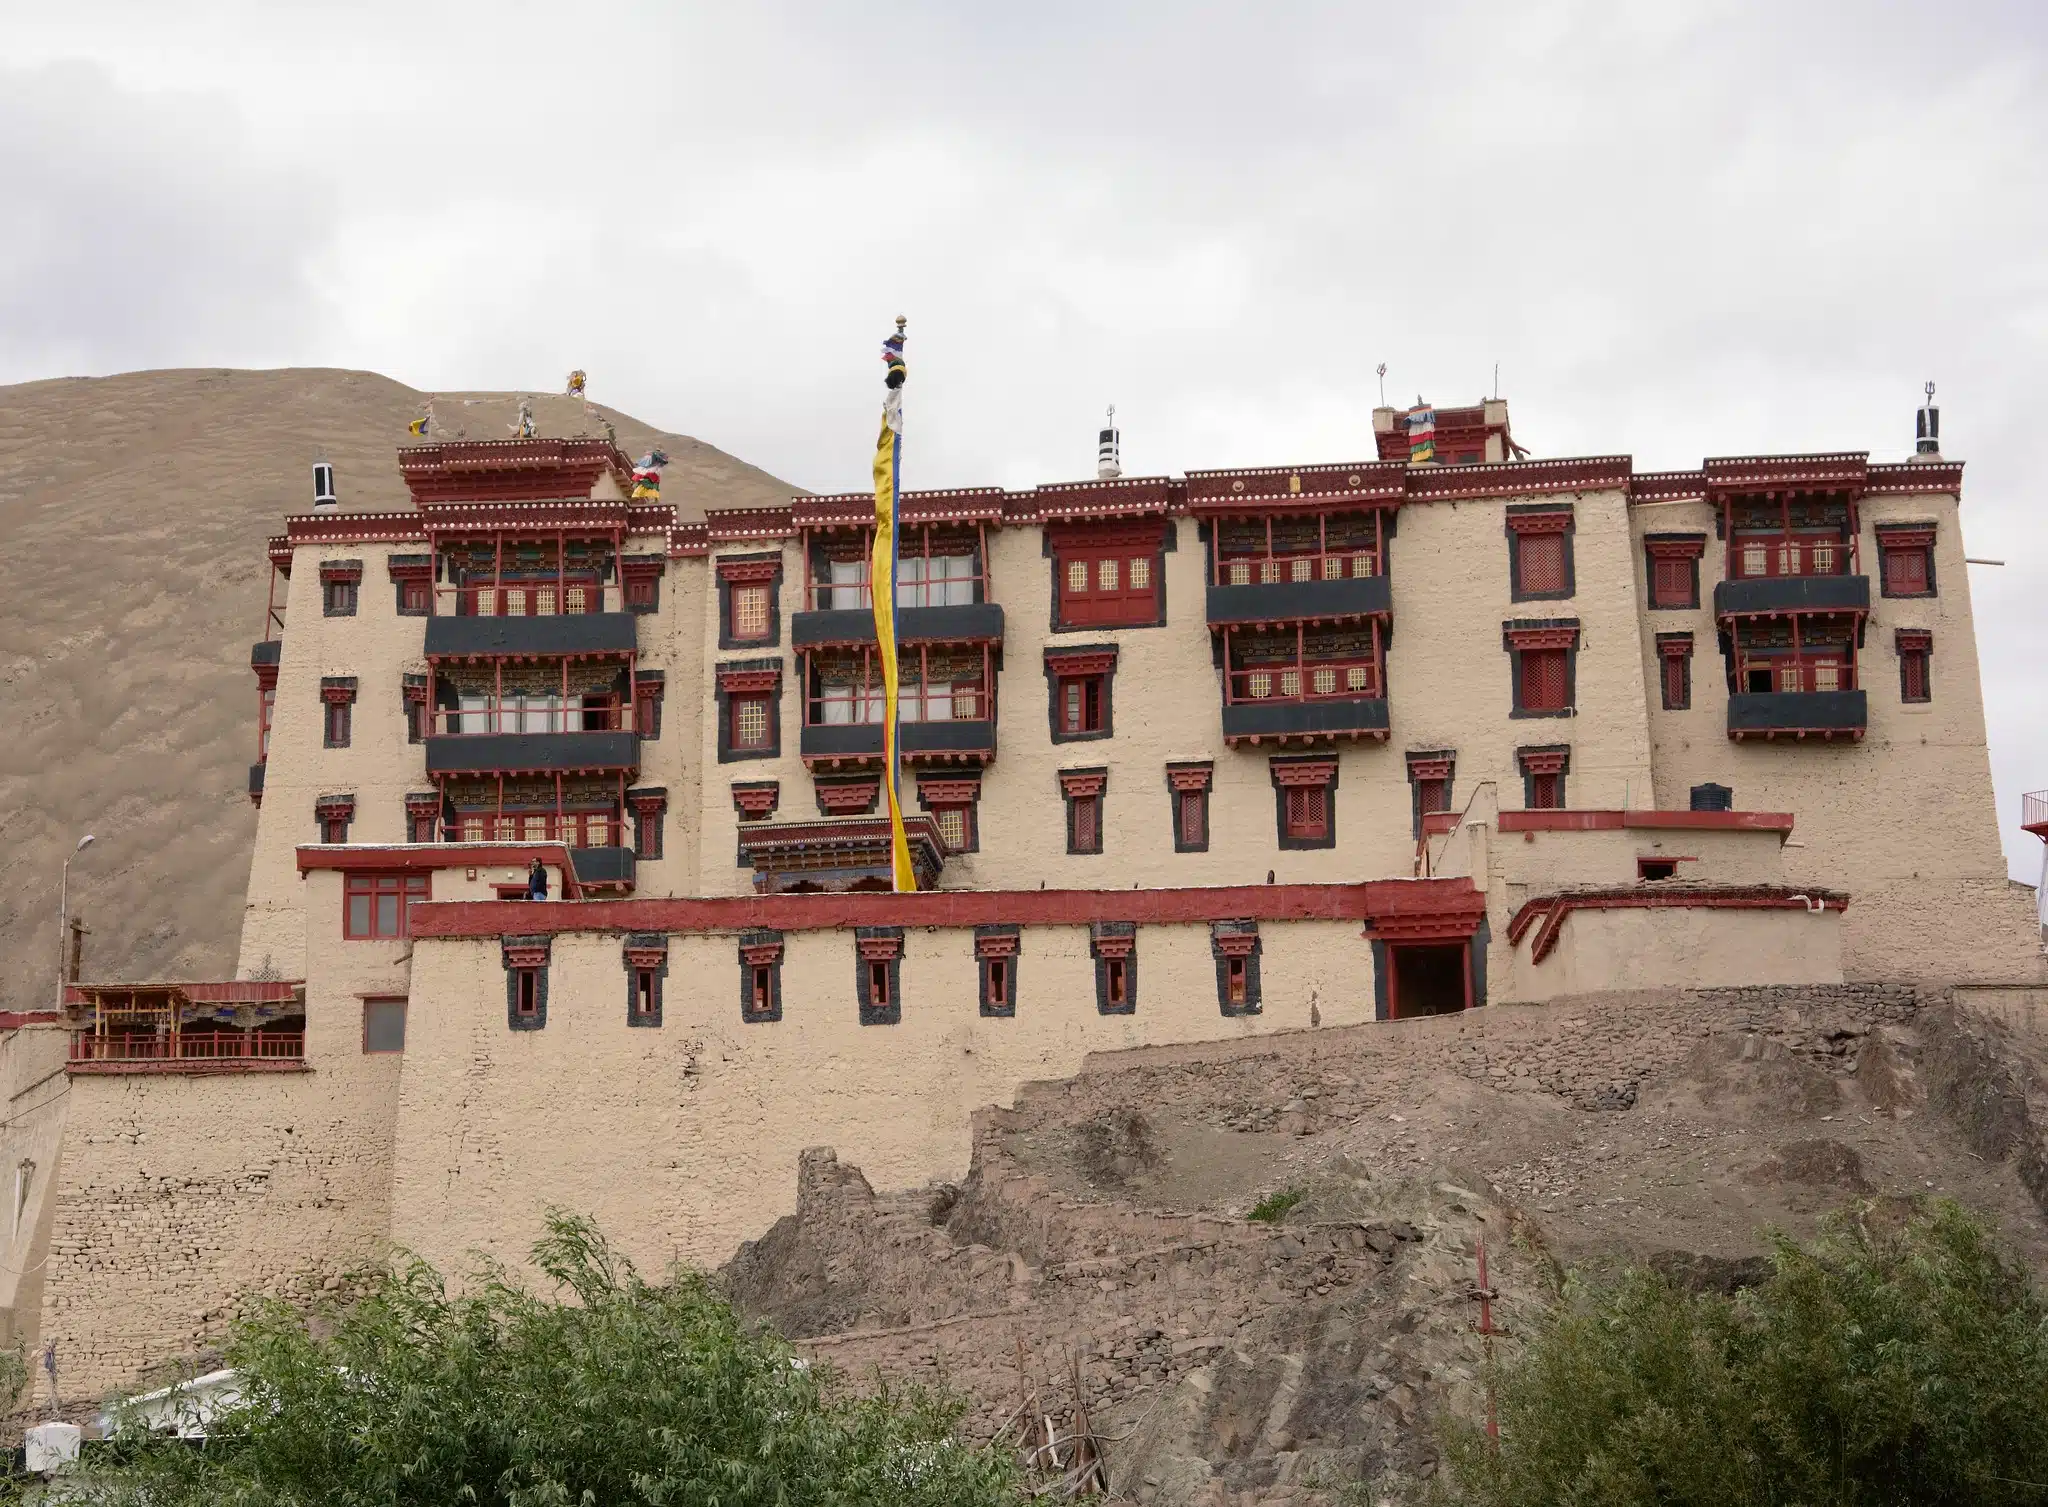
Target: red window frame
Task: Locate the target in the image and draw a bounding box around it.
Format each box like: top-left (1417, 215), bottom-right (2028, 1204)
top-left (928, 803), bottom-right (975, 853)
top-left (325, 701), bottom-right (352, 748)
top-left (1883, 545), bottom-right (1931, 597)
top-left (1177, 789), bottom-right (1208, 849)
top-left (1058, 674), bottom-right (1106, 736)
top-left (513, 969), bottom-right (541, 1017)
top-left (1661, 654), bottom-right (1690, 711)
top-left (407, 810), bottom-right (435, 844)
top-left (400, 579), bottom-right (431, 614)
top-left (1528, 771), bottom-right (1563, 810)
top-left (1517, 648), bottom-right (1569, 713)
top-left (1102, 957), bottom-right (1129, 1008)
top-left (625, 574), bottom-right (657, 611)
top-left (1650, 557), bottom-right (1691, 608)
top-left (1282, 785), bottom-right (1328, 842)
top-left (1070, 792), bottom-right (1102, 853)
top-left (1225, 955), bottom-right (1249, 1007)
top-left (747, 964), bottom-right (776, 1019)
top-left (727, 583), bottom-right (772, 642)
top-left (728, 692), bottom-right (774, 751)
top-left (1416, 777), bottom-right (1450, 817)
top-left (343, 872), bottom-right (430, 940)
top-left (1899, 633), bottom-right (1932, 703)
top-left (1051, 523), bottom-right (1163, 629)
top-left (1516, 533), bottom-right (1567, 595)
top-left (981, 955), bottom-right (1009, 1011)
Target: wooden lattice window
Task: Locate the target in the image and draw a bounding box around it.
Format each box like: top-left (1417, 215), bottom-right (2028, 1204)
top-left (1518, 648), bottom-right (1568, 712)
top-left (1283, 786), bottom-right (1328, 841)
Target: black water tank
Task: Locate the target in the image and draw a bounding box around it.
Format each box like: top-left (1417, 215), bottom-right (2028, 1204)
top-left (1690, 782), bottom-right (1733, 812)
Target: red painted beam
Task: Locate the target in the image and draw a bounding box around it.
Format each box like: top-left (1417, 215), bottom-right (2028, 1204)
top-left (296, 844), bottom-right (585, 898)
top-left (1508, 885), bottom-right (1850, 965)
top-left (407, 878), bottom-right (1485, 941)
top-left (1495, 809), bottom-right (1795, 835)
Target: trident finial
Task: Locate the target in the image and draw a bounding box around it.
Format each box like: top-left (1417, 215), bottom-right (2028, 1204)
top-left (1925, 379), bottom-right (1936, 402)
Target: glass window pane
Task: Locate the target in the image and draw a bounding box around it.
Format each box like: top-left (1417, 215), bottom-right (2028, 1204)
top-left (347, 894), bottom-right (371, 936)
top-left (364, 999), bottom-right (406, 1053)
top-left (376, 893), bottom-right (399, 936)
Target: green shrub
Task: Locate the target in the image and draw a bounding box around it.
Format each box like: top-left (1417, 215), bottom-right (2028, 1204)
top-left (80, 1213), bottom-right (1022, 1507)
top-left (1248, 1188), bottom-right (1306, 1224)
top-left (1438, 1200), bottom-right (2048, 1507)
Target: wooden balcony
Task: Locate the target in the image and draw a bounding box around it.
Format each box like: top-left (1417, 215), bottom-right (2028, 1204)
top-left (799, 718), bottom-right (997, 768)
top-left (1206, 560), bottom-right (1391, 628)
top-left (1219, 655), bottom-right (1390, 747)
top-left (791, 601), bottom-right (1005, 648)
top-left (1727, 689), bottom-right (1868, 742)
top-left (424, 611), bottom-right (638, 660)
top-left (1714, 573), bottom-right (1869, 619)
top-left (69, 1031), bottom-right (308, 1073)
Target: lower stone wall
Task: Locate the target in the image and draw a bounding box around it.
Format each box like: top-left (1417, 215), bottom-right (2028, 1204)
top-left (36, 1032), bottom-right (401, 1400)
top-left (1839, 876), bottom-right (2048, 985)
top-left (390, 919), bottom-right (1376, 1284)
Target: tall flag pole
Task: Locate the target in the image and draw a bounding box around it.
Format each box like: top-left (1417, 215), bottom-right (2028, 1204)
top-left (872, 317), bottom-right (917, 892)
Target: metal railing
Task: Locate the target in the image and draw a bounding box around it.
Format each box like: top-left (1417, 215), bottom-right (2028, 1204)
top-left (803, 682), bottom-right (989, 727)
top-left (1733, 657), bottom-right (1859, 694)
top-left (2023, 790), bottom-right (2048, 832)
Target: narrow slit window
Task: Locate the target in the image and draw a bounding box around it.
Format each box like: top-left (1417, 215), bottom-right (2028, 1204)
top-left (983, 957), bottom-right (1008, 1010)
top-left (1638, 859), bottom-right (1679, 882)
top-left (1226, 956), bottom-right (1248, 1006)
top-left (1103, 958), bottom-right (1127, 1008)
top-left (514, 971), bottom-right (540, 1017)
top-left (867, 960), bottom-right (891, 1013)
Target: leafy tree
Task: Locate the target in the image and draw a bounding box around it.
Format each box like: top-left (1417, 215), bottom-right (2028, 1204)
top-left (78, 1213), bottom-right (1022, 1507)
top-left (1439, 1200), bottom-right (2048, 1506)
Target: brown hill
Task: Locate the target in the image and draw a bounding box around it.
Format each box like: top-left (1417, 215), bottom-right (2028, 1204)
top-left (0, 367), bottom-right (798, 1012)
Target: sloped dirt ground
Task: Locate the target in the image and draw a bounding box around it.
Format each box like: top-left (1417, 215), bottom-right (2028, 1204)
top-left (724, 990), bottom-right (2048, 1506)
top-left (0, 368), bottom-right (793, 1009)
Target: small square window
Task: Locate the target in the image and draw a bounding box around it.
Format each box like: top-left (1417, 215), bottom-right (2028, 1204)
top-left (730, 585), bottom-right (771, 641)
top-left (1638, 858), bottom-right (1679, 882)
top-left (1883, 544), bottom-right (1933, 597)
top-left (932, 805), bottom-right (972, 853)
top-left (323, 579), bottom-right (358, 616)
top-left (363, 997), bottom-right (407, 1053)
top-left (1650, 557), bottom-right (1692, 609)
top-left (1283, 786), bottom-right (1328, 841)
top-left (730, 694), bottom-right (772, 751)
top-left (1516, 533), bottom-right (1567, 596)
top-left (626, 575), bottom-right (657, 611)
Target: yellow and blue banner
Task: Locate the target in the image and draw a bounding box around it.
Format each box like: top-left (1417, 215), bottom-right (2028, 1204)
top-left (871, 317), bottom-right (916, 892)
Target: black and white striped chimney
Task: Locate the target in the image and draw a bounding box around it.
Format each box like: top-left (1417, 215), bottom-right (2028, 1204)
top-left (1915, 381), bottom-right (1940, 457)
top-left (1097, 405), bottom-right (1121, 480)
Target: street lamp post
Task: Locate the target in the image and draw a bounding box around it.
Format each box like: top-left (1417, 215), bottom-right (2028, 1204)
top-left (55, 835), bottom-right (95, 1013)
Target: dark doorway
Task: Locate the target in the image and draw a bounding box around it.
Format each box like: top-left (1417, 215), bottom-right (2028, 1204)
top-left (1390, 943), bottom-right (1468, 1018)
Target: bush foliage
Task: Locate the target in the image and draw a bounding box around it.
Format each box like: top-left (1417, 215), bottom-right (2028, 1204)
top-left (77, 1213), bottom-right (1022, 1507)
top-left (1439, 1200), bottom-right (2048, 1507)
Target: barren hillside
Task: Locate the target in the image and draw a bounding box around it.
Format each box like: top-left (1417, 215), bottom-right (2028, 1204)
top-left (0, 368), bottom-right (796, 1011)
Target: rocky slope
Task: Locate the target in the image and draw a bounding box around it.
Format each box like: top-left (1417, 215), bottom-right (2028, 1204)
top-left (0, 368), bottom-right (795, 1010)
top-left (723, 984), bottom-right (2048, 1505)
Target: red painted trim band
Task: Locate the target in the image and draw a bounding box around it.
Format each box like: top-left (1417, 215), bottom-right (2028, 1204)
top-left (406, 878), bottom-right (1484, 940)
top-left (1510, 885), bottom-right (1849, 964)
top-left (1495, 809), bottom-right (1795, 835)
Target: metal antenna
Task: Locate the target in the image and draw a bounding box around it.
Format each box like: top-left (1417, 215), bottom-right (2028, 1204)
top-left (1375, 363), bottom-right (1387, 406)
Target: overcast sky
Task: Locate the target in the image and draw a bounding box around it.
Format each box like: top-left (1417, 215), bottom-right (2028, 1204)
top-left (3, 0), bottom-right (2043, 877)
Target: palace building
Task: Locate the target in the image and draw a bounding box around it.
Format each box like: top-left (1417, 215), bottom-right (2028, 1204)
top-left (5, 388), bottom-right (2042, 1397)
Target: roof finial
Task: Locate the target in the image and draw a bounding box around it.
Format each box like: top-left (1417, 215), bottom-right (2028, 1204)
top-left (1097, 404), bottom-right (1122, 481)
top-left (1375, 363), bottom-right (1387, 406)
